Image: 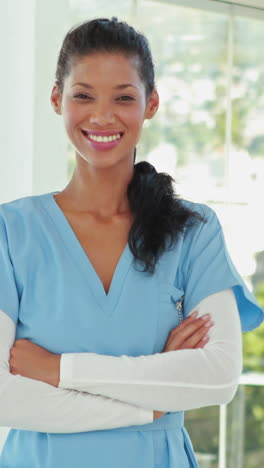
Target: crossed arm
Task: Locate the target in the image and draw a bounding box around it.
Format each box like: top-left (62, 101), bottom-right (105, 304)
top-left (0, 288), bottom-right (242, 433)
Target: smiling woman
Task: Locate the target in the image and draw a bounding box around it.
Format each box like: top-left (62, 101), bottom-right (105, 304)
top-left (0, 16), bottom-right (263, 468)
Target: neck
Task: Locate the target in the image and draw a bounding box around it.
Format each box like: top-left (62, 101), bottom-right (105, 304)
top-left (60, 155), bottom-right (134, 218)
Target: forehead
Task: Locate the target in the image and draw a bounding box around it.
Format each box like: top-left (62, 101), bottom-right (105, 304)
top-left (66, 52), bottom-right (143, 86)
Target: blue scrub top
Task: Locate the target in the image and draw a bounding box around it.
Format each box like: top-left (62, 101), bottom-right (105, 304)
top-left (0, 192), bottom-right (263, 468)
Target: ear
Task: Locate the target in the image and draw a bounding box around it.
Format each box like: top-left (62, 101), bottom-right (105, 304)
top-left (50, 83), bottom-right (62, 115)
top-left (144, 88), bottom-right (159, 120)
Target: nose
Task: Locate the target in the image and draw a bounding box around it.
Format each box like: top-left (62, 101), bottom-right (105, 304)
top-left (89, 102), bottom-right (115, 127)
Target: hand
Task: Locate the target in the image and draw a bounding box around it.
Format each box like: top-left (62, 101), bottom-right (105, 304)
top-left (163, 311), bottom-right (213, 353)
top-left (153, 311), bottom-right (213, 420)
top-left (9, 339), bottom-right (61, 387)
top-left (153, 410), bottom-right (165, 420)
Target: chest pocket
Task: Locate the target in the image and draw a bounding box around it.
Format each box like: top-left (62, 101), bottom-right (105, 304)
top-left (155, 283), bottom-right (185, 352)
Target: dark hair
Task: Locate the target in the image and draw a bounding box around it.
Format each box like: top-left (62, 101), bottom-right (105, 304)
top-left (55, 18), bottom-right (204, 273)
top-left (56, 17), bottom-right (154, 97)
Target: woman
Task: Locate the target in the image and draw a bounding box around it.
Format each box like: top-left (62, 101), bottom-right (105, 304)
top-left (0, 17), bottom-right (263, 468)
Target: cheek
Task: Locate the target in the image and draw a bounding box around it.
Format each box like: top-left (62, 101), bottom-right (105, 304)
top-left (62, 103), bottom-right (84, 132)
top-left (122, 106), bottom-right (145, 129)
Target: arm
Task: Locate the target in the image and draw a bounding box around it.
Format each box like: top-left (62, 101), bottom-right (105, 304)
top-left (59, 288), bottom-right (243, 412)
top-left (0, 310), bottom-right (153, 433)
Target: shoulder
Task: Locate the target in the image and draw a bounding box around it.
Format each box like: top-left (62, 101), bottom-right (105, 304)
top-left (180, 199), bottom-right (220, 237)
top-left (174, 199), bottom-right (225, 270)
top-left (180, 198), bottom-right (215, 219)
top-left (0, 192), bottom-right (51, 234)
top-left (0, 192), bottom-right (51, 216)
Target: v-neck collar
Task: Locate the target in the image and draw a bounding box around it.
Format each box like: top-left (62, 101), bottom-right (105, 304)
top-left (40, 192), bottom-right (134, 317)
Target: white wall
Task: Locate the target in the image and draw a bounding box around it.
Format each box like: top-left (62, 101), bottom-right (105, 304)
top-left (0, 0), bottom-right (71, 449)
top-left (1, 0), bottom-right (70, 204)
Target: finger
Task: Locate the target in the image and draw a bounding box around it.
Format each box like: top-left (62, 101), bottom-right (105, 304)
top-left (169, 312), bottom-right (198, 337)
top-left (170, 315), bottom-right (212, 344)
top-left (165, 320), bottom-right (207, 350)
top-left (164, 314), bottom-right (213, 352)
top-left (164, 334), bottom-right (185, 351)
top-left (167, 320), bottom-right (213, 351)
top-left (194, 335), bottom-right (209, 349)
top-left (181, 325), bottom-right (212, 349)
top-left (169, 313), bottom-right (211, 338)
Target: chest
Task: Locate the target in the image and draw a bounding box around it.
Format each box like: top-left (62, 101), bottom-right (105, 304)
top-left (15, 193), bottom-right (185, 356)
top-left (60, 210), bottom-right (133, 295)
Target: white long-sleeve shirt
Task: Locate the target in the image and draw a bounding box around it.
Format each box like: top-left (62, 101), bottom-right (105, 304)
top-left (0, 288), bottom-right (242, 433)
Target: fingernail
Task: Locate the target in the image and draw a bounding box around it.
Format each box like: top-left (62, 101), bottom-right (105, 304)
top-left (202, 335), bottom-right (209, 342)
top-left (190, 311), bottom-right (198, 318)
top-left (201, 314), bottom-right (210, 321)
top-left (204, 320), bottom-right (212, 327)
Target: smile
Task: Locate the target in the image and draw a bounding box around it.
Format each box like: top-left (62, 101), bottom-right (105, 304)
top-left (81, 131), bottom-right (124, 143)
top-left (89, 133), bottom-right (121, 142)
top-left (81, 130), bottom-right (124, 151)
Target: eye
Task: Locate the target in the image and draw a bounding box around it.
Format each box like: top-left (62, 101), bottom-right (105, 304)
top-left (116, 96), bottom-right (135, 101)
top-left (74, 94), bottom-right (93, 100)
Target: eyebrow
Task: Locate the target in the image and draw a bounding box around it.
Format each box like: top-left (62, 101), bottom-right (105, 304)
top-left (71, 82), bottom-right (138, 90)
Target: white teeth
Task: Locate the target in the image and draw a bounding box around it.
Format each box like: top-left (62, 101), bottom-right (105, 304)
top-left (87, 133), bottom-right (121, 143)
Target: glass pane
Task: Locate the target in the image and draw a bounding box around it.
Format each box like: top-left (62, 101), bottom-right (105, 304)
top-left (139, 3), bottom-right (264, 467)
top-left (231, 15), bottom-right (264, 468)
top-left (225, 384), bottom-right (264, 468)
top-left (69, 0), bottom-right (133, 22)
top-left (138, 0), bottom-right (229, 203)
top-left (185, 406), bottom-right (219, 468)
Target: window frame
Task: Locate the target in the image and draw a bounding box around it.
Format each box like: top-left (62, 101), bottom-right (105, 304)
top-left (144, 0), bottom-right (264, 20)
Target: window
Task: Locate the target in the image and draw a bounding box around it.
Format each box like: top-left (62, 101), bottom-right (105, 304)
top-left (137, 2), bottom-right (264, 467)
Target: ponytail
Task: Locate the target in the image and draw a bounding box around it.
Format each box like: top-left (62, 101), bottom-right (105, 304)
top-left (127, 161), bottom-right (204, 273)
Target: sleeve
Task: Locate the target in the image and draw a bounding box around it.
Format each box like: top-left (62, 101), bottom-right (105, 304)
top-left (0, 310), bottom-right (153, 432)
top-left (59, 288), bottom-right (243, 412)
top-left (182, 205), bottom-right (264, 331)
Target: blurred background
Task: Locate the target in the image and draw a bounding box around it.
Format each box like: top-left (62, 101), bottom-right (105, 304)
top-left (2, 1), bottom-right (264, 467)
